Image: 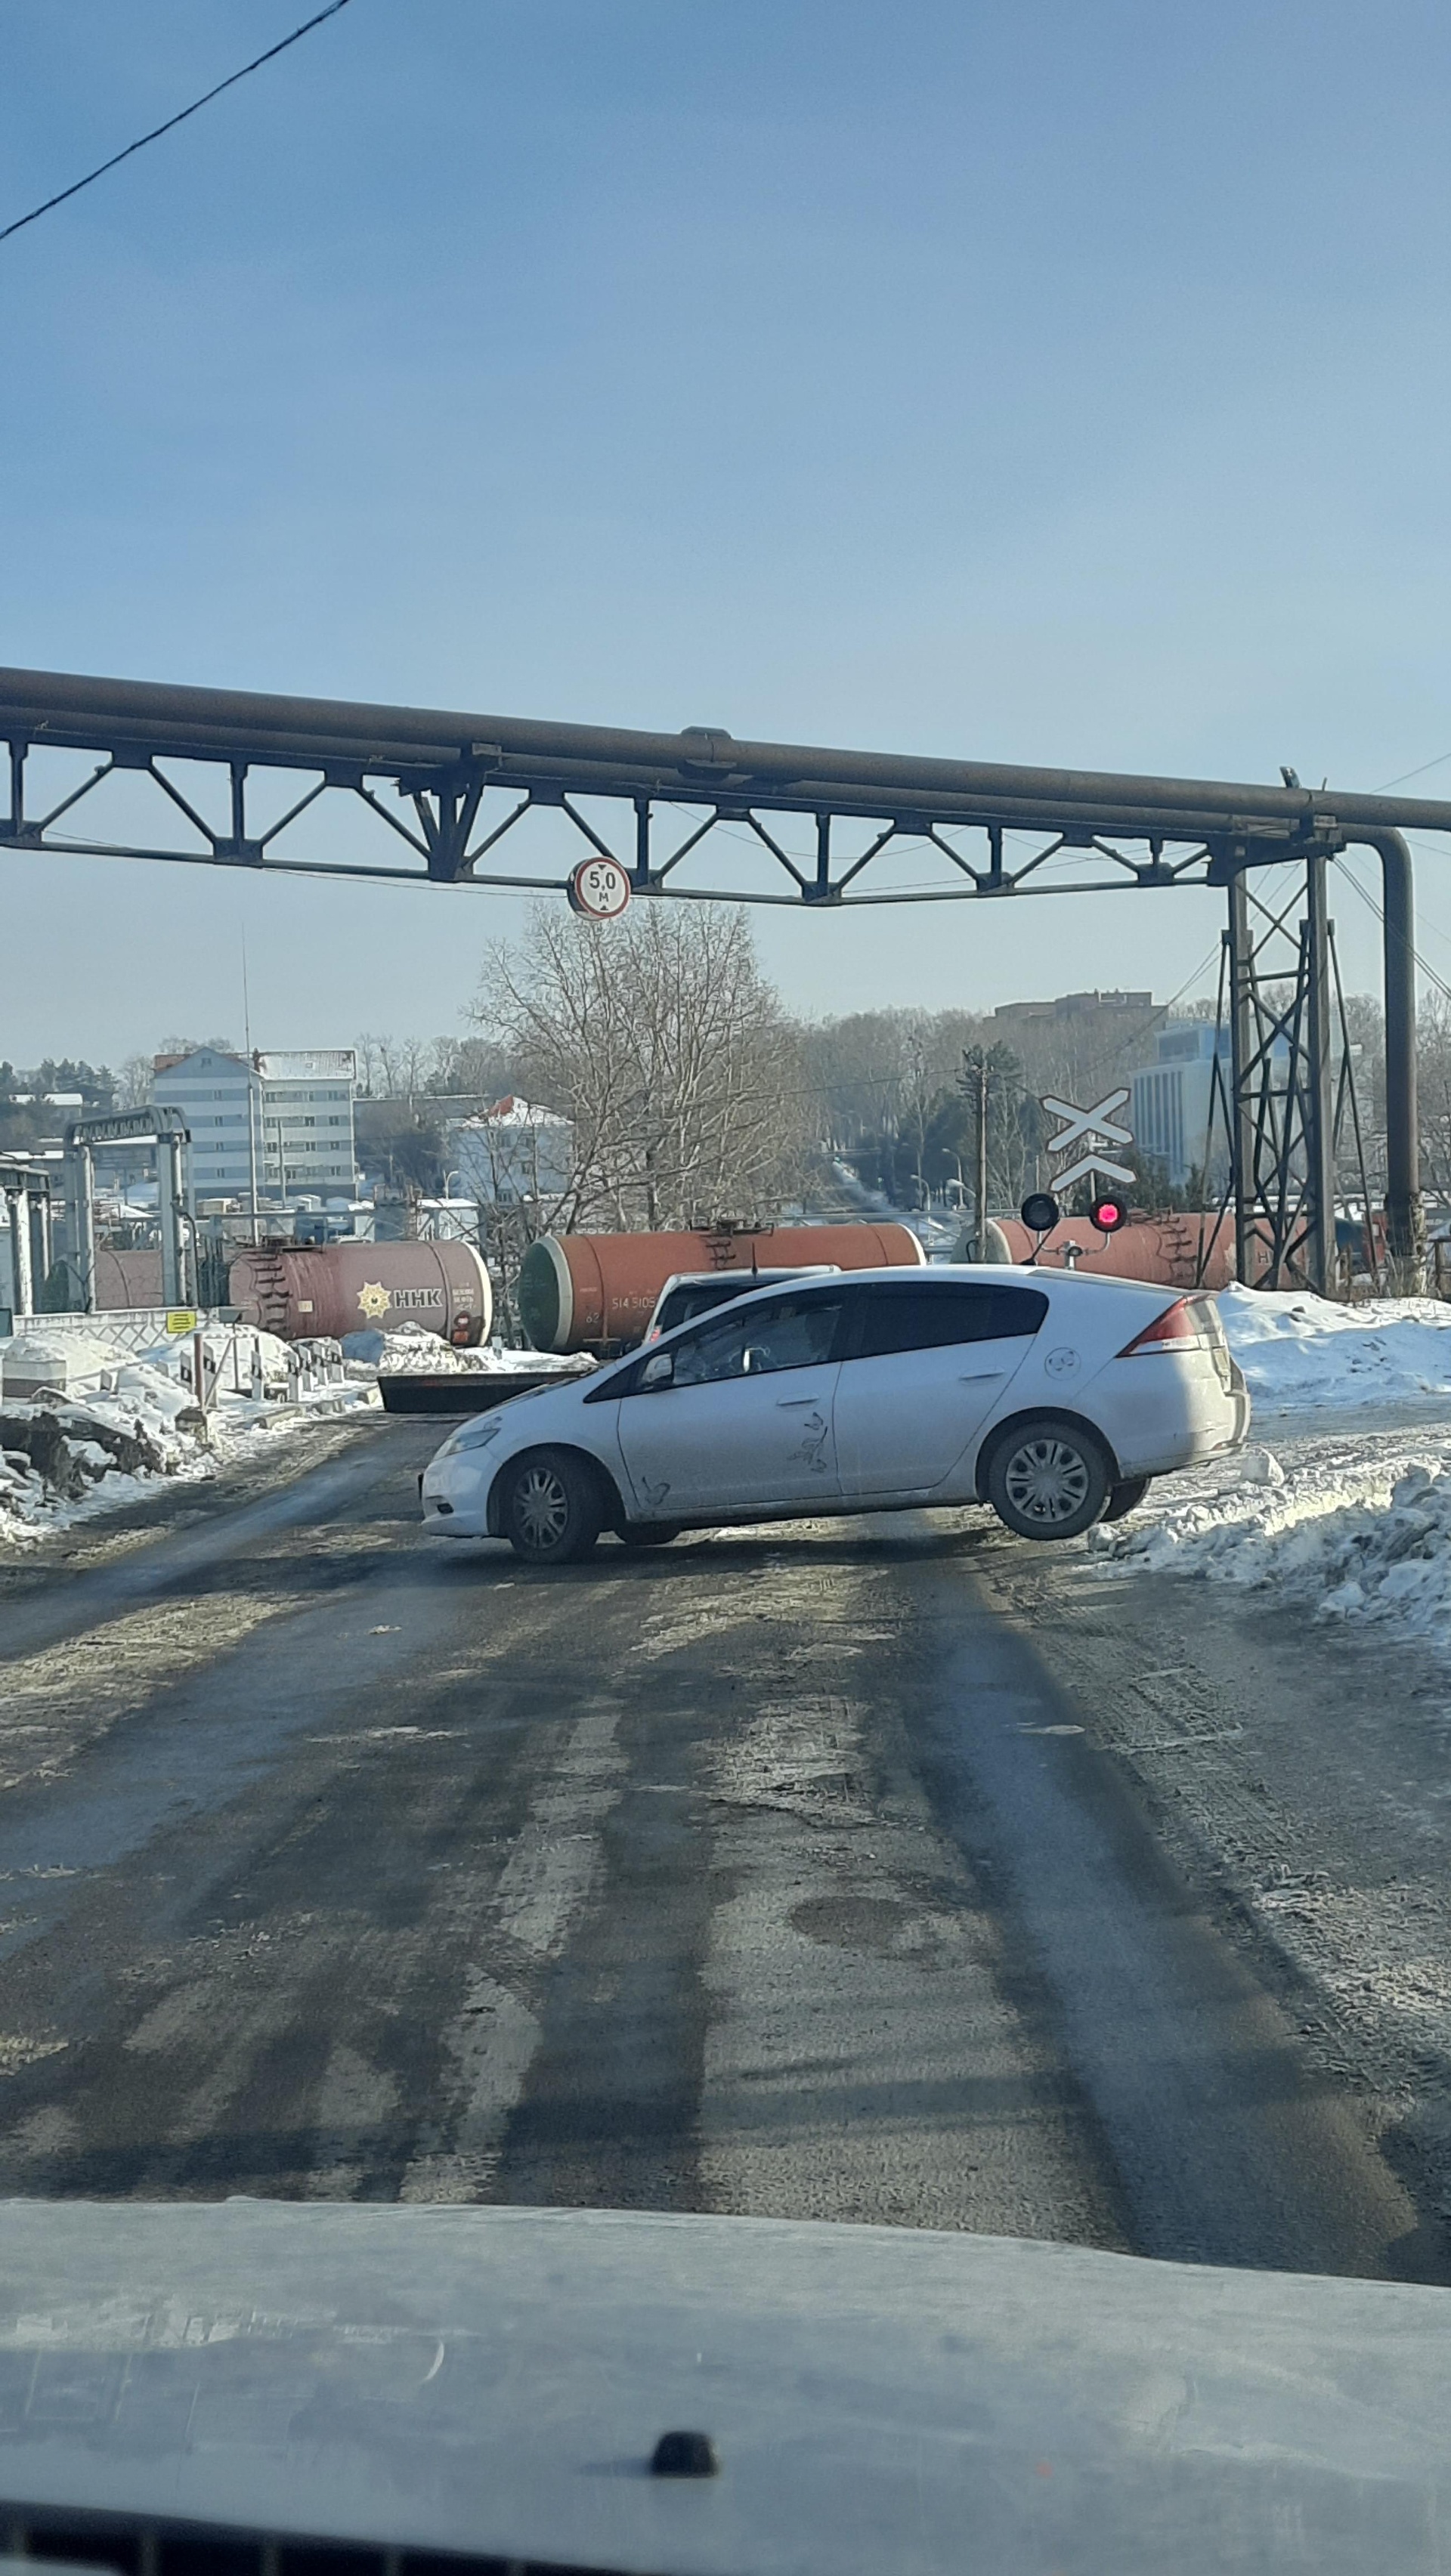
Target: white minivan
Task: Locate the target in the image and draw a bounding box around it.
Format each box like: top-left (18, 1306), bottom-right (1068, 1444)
top-left (420, 1265), bottom-right (1250, 1564)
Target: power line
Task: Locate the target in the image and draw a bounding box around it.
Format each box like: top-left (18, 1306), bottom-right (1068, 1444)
top-left (1374, 749), bottom-right (1451, 793)
top-left (1330, 852), bottom-right (1451, 1010)
top-left (0, 0), bottom-right (358, 248)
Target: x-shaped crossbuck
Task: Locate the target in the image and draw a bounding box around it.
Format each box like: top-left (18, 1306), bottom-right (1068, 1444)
top-left (1041, 1087), bottom-right (1136, 1193)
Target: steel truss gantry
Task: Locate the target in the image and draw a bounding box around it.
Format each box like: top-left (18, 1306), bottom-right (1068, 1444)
top-left (1190, 856), bottom-right (1386, 1297)
top-left (0, 664), bottom-right (1441, 1273)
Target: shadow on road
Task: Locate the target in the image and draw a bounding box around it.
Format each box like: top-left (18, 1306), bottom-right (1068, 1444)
top-left (432, 1519), bottom-right (1003, 1590)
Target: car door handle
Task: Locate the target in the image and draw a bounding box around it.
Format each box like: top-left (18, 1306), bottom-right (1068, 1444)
top-left (958, 1369), bottom-right (1004, 1382)
top-left (777, 1393), bottom-right (825, 1408)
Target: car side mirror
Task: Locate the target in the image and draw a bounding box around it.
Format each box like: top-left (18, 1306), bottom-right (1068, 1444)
top-left (642, 1349), bottom-right (674, 1390)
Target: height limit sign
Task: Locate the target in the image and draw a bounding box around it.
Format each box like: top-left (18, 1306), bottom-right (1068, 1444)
top-left (568, 855), bottom-right (632, 920)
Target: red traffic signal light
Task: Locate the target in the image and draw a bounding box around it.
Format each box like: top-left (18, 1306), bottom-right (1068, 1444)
top-left (1090, 1192), bottom-right (1131, 1235)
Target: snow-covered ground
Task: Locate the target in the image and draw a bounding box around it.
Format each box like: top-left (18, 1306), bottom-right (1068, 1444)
top-left (1091, 1285), bottom-right (1451, 1657)
top-left (0, 1325), bottom-right (379, 1551)
top-left (0, 1319), bottom-right (595, 1551)
top-left (1219, 1281), bottom-right (1451, 1414)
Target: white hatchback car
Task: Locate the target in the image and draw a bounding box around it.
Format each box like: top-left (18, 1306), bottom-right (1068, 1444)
top-left (420, 1265), bottom-right (1250, 1564)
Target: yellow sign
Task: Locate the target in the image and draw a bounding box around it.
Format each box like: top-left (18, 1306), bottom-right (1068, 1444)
top-left (355, 1282), bottom-right (392, 1321)
top-left (165, 1309), bottom-right (200, 1336)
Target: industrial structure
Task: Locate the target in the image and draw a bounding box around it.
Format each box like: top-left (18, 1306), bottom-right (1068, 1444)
top-left (63, 1109), bottom-right (193, 1313)
top-left (0, 1163), bottom-right (51, 1319)
top-left (0, 663), bottom-right (1439, 1293)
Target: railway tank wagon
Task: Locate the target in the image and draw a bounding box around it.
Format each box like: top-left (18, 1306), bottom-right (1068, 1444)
top-left (516, 1221), bottom-right (924, 1353)
top-left (978, 1211), bottom-right (1242, 1288)
top-left (229, 1239), bottom-right (493, 1345)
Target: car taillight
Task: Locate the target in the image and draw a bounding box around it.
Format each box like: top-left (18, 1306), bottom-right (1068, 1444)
top-left (1116, 1297), bottom-right (1213, 1356)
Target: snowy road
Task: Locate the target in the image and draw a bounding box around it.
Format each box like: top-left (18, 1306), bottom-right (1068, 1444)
top-left (0, 1415), bottom-right (1438, 2281)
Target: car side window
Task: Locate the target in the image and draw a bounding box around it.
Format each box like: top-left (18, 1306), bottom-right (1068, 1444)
top-left (846, 1283), bottom-right (1048, 1359)
top-left (670, 1293), bottom-right (843, 1387)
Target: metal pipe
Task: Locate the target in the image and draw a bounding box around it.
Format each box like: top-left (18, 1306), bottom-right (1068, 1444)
top-left (5, 1189), bottom-right (32, 1317)
top-left (34, 1188), bottom-right (52, 1297)
top-left (1227, 875), bottom-right (1258, 1290)
top-left (8, 664), bottom-right (1451, 839)
top-left (159, 1136), bottom-right (185, 1309)
top-left (1349, 828), bottom-right (1422, 1276)
top-left (68, 1143), bottom-right (96, 1313)
top-left (1304, 856), bottom-right (1335, 1297)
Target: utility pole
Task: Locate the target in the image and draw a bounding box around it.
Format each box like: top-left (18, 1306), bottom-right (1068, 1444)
top-left (243, 934), bottom-right (261, 1247)
top-left (975, 1054), bottom-right (989, 1259)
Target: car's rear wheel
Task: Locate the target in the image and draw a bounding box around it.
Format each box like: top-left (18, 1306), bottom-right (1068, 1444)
top-left (985, 1418), bottom-right (1113, 1542)
top-left (1103, 1475), bottom-right (1151, 1523)
top-left (617, 1522), bottom-right (682, 1550)
top-left (501, 1449), bottom-right (605, 1565)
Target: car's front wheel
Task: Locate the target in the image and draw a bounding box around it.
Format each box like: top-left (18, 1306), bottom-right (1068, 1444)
top-left (985, 1418), bottom-right (1113, 1542)
top-left (501, 1449), bottom-right (605, 1565)
top-left (1103, 1475), bottom-right (1151, 1523)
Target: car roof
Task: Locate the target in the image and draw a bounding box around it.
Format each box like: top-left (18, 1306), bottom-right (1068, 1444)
top-left (655, 1265), bottom-right (835, 1290)
top-left (720, 1262), bottom-right (1185, 1303)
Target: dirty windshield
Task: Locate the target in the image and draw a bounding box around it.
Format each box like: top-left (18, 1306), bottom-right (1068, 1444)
top-left (3, 4), bottom-right (1451, 2570)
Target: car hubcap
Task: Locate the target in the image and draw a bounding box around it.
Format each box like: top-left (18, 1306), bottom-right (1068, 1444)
top-left (516, 1466), bottom-right (569, 1548)
top-left (1003, 1437), bottom-right (1091, 1523)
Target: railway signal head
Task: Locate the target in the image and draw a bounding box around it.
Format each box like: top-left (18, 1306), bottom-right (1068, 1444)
top-left (1020, 1191), bottom-right (1060, 1235)
top-left (1090, 1191), bottom-right (1131, 1235)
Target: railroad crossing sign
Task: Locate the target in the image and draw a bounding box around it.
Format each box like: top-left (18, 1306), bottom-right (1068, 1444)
top-left (1040, 1087), bottom-right (1135, 1193)
top-left (568, 854), bottom-right (632, 920)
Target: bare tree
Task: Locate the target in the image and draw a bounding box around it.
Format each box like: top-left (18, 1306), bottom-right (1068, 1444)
top-left (116, 1053), bottom-right (155, 1110)
top-left (1414, 994), bottom-right (1451, 1203)
top-left (800, 1008), bottom-right (985, 1162)
top-left (474, 903), bottom-right (807, 1235)
top-left (354, 1034), bottom-right (385, 1099)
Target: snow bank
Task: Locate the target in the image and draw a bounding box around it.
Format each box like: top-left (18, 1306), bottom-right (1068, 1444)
top-left (1090, 1443), bottom-right (1451, 1651)
top-left (343, 1323), bottom-right (589, 1378)
top-left (1082, 1285), bottom-right (1451, 1656)
top-left (1220, 1282), bottom-right (1451, 1415)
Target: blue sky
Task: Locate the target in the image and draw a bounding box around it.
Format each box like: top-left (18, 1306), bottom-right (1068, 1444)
top-left (5, 0), bottom-right (1451, 1065)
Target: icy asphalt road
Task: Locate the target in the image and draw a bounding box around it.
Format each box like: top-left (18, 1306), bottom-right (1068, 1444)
top-left (0, 1416), bottom-right (1437, 2281)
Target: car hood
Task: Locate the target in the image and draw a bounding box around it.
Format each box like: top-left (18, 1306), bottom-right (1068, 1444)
top-left (0, 2200), bottom-right (1444, 2573)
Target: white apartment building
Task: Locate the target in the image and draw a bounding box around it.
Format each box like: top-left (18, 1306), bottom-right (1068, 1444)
top-left (1130, 1023), bottom-right (1232, 1189)
top-left (256, 1050), bottom-right (357, 1201)
top-left (446, 1097), bottom-right (574, 1211)
top-left (153, 1047), bottom-right (357, 1208)
top-left (151, 1047), bottom-right (255, 1201)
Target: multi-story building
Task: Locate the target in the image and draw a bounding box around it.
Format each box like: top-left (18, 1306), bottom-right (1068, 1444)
top-left (151, 1047), bottom-right (255, 1204)
top-left (1130, 1023), bottom-right (1232, 1189)
top-left (992, 988), bottom-right (1154, 1031)
top-left (255, 1050), bottom-right (357, 1201)
top-left (152, 1047), bottom-right (357, 1208)
top-left (445, 1096), bottom-right (574, 1212)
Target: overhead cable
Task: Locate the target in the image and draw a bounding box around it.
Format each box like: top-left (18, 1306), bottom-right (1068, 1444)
top-left (0, 0), bottom-right (357, 247)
